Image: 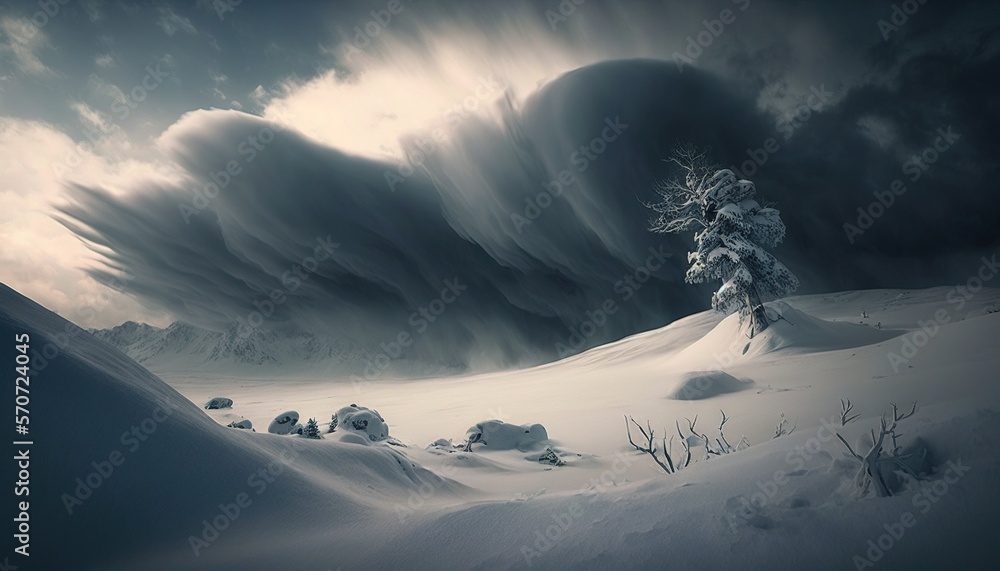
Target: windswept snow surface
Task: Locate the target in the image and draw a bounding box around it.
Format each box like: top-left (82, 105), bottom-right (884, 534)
top-left (0, 284), bottom-right (468, 570)
top-left (4, 283), bottom-right (1000, 569)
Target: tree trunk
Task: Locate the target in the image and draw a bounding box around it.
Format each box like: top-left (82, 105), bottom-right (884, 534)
top-left (746, 286), bottom-right (769, 338)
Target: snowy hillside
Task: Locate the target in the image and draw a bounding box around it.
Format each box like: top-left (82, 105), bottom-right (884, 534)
top-left (6, 282), bottom-right (1000, 569)
top-left (1, 283), bottom-right (469, 570)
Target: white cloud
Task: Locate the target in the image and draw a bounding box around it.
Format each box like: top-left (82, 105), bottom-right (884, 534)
top-left (70, 101), bottom-right (133, 158)
top-left (156, 6), bottom-right (197, 36)
top-left (209, 70), bottom-right (228, 84)
top-left (0, 17), bottom-right (55, 76)
top-left (95, 53), bottom-right (115, 68)
top-left (0, 118), bottom-right (176, 327)
top-left (82, 0), bottom-right (104, 23)
top-left (261, 65), bottom-right (509, 159)
top-left (85, 74), bottom-right (127, 112)
top-left (248, 84), bottom-right (270, 107)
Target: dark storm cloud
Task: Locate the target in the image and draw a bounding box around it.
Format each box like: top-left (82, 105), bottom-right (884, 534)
top-left (56, 63), bottom-right (770, 368)
top-left (755, 13), bottom-right (1000, 289)
top-left (56, 1), bottom-right (1000, 370)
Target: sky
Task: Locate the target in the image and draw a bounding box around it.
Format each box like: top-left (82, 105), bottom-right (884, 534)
top-left (1, 0), bottom-right (998, 368)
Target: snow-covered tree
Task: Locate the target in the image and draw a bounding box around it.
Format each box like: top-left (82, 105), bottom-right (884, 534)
top-left (648, 144), bottom-right (798, 335)
top-left (303, 418), bottom-right (321, 439)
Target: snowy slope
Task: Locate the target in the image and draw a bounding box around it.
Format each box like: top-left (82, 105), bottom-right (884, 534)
top-left (6, 283), bottom-right (1000, 569)
top-left (161, 286), bottom-right (1000, 569)
top-left (0, 283), bottom-right (467, 570)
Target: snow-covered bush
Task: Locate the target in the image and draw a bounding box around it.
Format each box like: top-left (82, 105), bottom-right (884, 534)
top-left (647, 144), bottom-right (799, 336)
top-left (267, 410), bottom-right (300, 435)
top-left (331, 404), bottom-right (389, 442)
top-left (835, 401), bottom-right (928, 497)
top-left (625, 410), bottom-right (749, 474)
top-left (302, 418), bottom-right (322, 439)
top-left (204, 397), bottom-right (233, 410)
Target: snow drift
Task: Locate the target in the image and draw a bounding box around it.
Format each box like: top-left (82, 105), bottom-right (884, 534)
top-left (677, 300), bottom-right (899, 366)
top-left (667, 370), bottom-right (752, 400)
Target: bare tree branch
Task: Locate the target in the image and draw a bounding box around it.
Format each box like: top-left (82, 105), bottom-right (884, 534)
top-left (835, 401), bottom-right (922, 497)
top-left (841, 398), bottom-right (860, 426)
top-left (625, 415), bottom-right (674, 474)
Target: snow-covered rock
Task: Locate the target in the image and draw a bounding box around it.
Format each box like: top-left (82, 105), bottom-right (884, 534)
top-left (464, 420), bottom-right (549, 451)
top-left (227, 419), bottom-right (253, 430)
top-left (267, 410), bottom-right (300, 434)
top-left (536, 446), bottom-right (565, 466)
top-left (204, 396), bottom-right (234, 409)
top-left (333, 405), bottom-right (389, 443)
top-left (668, 370), bottom-right (751, 400)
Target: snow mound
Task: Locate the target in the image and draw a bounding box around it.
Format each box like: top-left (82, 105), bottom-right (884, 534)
top-left (267, 410), bottom-right (300, 434)
top-left (680, 300), bottom-right (898, 363)
top-left (333, 404), bottom-right (389, 443)
top-left (667, 370), bottom-right (752, 400)
top-left (465, 420), bottom-right (550, 451)
top-left (204, 396), bottom-right (233, 409)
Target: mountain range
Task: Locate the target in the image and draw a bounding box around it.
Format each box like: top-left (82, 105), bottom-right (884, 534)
top-left (90, 320), bottom-right (451, 377)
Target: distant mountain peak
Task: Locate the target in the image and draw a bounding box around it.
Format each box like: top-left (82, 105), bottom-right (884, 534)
top-left (89, 320), bottom-right (438, 376)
